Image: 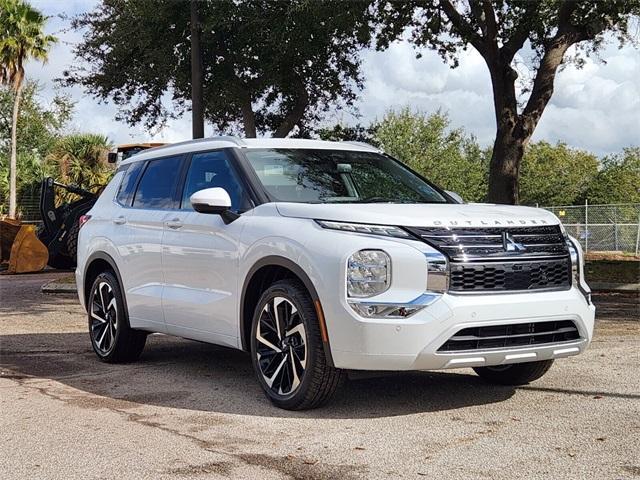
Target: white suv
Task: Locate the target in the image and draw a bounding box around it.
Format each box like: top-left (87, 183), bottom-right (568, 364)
top-left (76, 137), bottom-right (595, 410)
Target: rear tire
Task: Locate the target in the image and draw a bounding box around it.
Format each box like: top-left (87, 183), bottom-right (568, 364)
top-left (473, 360), bottom-right (554, 386)
top-left (66, 221), bottom-right (79, 263)
top-left (88, 271), bottom-right (146, 363)
top-left (250, 279), bottom-right (344, 410)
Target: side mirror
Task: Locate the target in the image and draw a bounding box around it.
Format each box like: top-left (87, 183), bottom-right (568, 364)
top-left (445, 190), bottom-right (464, 204)
top-left (107, 152), bottom-right (118, 163)
top-left (190, 187), bottom-right (239, 223)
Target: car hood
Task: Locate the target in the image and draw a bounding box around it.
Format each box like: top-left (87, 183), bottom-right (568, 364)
top-left (275, 202), bottom-right (559, 228)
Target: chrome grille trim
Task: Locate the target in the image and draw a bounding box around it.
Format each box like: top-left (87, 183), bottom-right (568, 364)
top-left (407, 225), bottom-right (568, 262)
top-left (406, 225), bottom-right (572, 293)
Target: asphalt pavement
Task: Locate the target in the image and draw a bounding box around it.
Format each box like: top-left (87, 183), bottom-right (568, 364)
top-left (1, 272), bottom-right (639, 479)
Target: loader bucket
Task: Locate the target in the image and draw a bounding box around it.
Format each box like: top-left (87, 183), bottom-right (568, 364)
top-left (0, 219), bottom-right (49, 274)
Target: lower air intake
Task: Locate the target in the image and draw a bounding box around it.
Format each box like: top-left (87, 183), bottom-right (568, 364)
top-left (437, 320), bottom-right (580, 352)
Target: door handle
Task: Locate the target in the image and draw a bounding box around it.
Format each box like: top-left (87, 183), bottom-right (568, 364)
top-left (112, 216), bottom-right (126, 225)
top-left (165, 218), bottom-right (183, 229)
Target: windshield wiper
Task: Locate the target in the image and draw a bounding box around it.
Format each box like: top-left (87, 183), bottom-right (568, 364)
top-left (349, 196), bottom-right (400, 203)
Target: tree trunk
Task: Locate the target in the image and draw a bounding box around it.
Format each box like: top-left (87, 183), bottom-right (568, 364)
top-left (240, 96), bottom-right (257, 138)
top-left (190, 0), bottom-right (204, 139)
top-left (484, 57), bottom-right (524, 205)
top-left (9, 81), bottom-right (23, 219)
top-left (487, 125), bottom-right (526, 204)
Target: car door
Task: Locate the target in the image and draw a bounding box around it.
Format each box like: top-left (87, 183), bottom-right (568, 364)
top-left (161, 149), bottom-right (252, 347)
top-left (114, 155), bottom-right (184, 332)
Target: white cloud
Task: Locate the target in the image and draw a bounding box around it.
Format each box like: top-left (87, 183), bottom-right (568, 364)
top-left (22, 2), bottom-right (640, 156)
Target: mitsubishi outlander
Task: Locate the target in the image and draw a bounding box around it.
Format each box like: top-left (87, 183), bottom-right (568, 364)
top-left (75, 137), bottom-right (594, 410)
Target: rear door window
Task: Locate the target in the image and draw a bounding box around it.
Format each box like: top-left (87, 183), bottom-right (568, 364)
top-left (132, 156), bottom-right (183, 209)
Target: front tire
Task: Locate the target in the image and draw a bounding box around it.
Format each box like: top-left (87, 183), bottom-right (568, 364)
top-left (250, 279), bottom-right (344, 410)
top-left (88, 271), bottom-right (147, 363)
top-left (473, 360), bottom-right (554, 385)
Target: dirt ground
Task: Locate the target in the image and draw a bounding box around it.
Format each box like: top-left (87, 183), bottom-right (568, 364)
top-left (1, 272), bottom-right (639, 480)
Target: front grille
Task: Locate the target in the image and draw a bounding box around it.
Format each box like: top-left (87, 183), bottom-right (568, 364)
top-left (406, 225), bottom-right (572, 293)
top-left (406, 225), bottom-right (567, 261)
top-left (437, 320), bottom-right (580, 352)
top-left (450, 258), bottom-right (571, 292)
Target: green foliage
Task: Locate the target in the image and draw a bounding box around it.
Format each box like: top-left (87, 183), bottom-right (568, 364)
top-left (585, 148), bottom-right (640, 205)
top-left (316, 124), bottom-right (379, 147)
top-left (519, 142), bottom-right (599, 206)
top-left (0, 82), bottom-right (73, 198)
top-left (0, 82), bottom-right (73, 158)
top-left (0, 0), bottom-right (57, 89)
top-left (64, 0), bottom-right (372, 136)
top-left (320, 109), bottom-right (638, 207)
top-left (46, 133), bottom-right (114, 193)
top-left (372, 0), bottom-right (640, 204)
top-left (374, 1), bottom-right (640, 73)
top-left (0, 85), bottom-right (113, 216)
top-left (373, 108), bottom-right (488, 202)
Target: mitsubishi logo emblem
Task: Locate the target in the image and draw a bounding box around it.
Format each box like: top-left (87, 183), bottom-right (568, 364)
top-left (503, 233), bottom-right (526, 252)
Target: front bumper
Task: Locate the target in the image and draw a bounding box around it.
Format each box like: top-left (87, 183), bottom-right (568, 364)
top-left (327, 287), bottom-right (595, 371)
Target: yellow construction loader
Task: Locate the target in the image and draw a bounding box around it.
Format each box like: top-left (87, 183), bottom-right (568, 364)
top-left (0, 217), bottom-right (49, 274)
top-left (1, 142), bottom-right (165, 274)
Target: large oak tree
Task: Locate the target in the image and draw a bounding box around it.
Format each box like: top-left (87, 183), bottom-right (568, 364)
top-left (374, 0), bottom-right (639, 204)
top-left (63, 0), bottom-right (371, 139)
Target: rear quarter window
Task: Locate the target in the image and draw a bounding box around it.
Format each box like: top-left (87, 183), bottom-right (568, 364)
top-left (116, 161), bottom-right (145, 206)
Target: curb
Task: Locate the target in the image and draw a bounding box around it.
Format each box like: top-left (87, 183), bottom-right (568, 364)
top-left (41, 280), bottom-right (77, 294)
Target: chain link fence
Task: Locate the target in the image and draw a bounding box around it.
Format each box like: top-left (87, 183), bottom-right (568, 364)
top-left (0, 186), bottom-right (43, 224)
top-left (543, 203), bottom-right (640, 254)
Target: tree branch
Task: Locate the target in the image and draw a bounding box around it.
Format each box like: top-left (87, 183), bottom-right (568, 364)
top-left (480, 1), bottom-right (498, 43)
top-left (520, 37), bottom-right (572, 138)
top-left (273, 82), bottom-right (309, 138)
top-left (500, 2), bottom-right (539, 62)
top-left (439, 0), bottom-right (487, 56)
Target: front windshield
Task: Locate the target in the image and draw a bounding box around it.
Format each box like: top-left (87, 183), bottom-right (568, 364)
top-left (244, 149), bottom-right (449, 204)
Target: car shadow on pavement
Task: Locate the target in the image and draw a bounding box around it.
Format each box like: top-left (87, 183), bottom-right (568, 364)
top-left (0, 332), bottom-right (517, 419)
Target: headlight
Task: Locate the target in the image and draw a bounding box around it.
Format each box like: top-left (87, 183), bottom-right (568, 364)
top-left (316, 220), bottom-right (411, 238)
top-left (347, 250), bottom-right (391, 298)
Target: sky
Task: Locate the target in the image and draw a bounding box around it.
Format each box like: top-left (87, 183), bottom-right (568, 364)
top-left (25, 0), bottom-right (640, 156)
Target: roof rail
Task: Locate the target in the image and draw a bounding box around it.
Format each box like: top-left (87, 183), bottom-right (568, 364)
top-left (341, 141), bottom-right (382, 152)
top-left (134, 135), bottom-right (245, 154)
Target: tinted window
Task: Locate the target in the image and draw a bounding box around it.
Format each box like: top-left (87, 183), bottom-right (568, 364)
top-left (181, 150), bottom-right (249, 211)
top-left (244, 149), bottom-right (448, 204)
top-left (116, 161), bottom-right (145, 206)
top-left (132, 156), bottom-right (183, 209)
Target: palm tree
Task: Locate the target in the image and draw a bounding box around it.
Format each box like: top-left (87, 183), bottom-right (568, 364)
top-left (47, 133), bottom-right (114, 202)
top-left (0, 0), bottom-right (56, 218)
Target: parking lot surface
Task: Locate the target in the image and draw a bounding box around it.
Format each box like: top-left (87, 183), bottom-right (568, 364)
top-left (1, 272), bottom-right (639, 479)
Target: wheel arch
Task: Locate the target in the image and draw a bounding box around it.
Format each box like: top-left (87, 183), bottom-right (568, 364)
top-left (83, 251), bottom-right (128, 315)
top-left (240, 255), bottom-right (334, 367)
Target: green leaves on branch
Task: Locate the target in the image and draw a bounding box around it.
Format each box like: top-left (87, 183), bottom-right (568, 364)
top-left (46, 133), bottom-right (114, 193)
top-left (322, 108), bottom-right (640, 206)
top-left (0, 82), bottom-right (73, 198)
top-left (374, 108), bottom-right (488, 202)
top-left (62, 0), bottom-right (372, 137)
